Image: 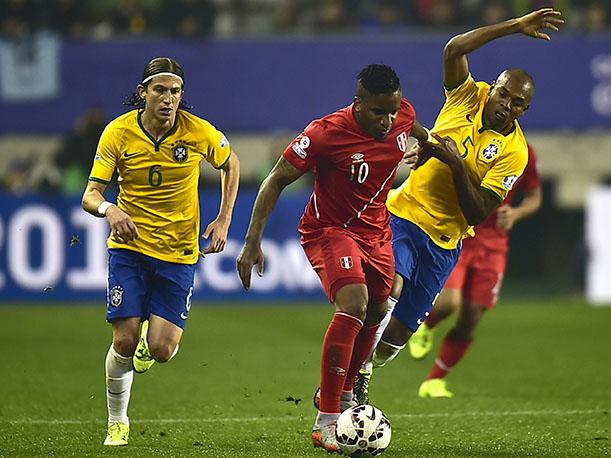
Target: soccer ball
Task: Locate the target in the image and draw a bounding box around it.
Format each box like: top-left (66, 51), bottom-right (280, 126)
top-left (335, 404), bottom-right (392, 457)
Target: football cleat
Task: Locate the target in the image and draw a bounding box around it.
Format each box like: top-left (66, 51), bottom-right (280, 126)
top-left (133, 320), bottom-right (155, 373)
top-left (418, 378), bottom-right (454, 398)
top-left (408, 324), bottom-right (434, 360)
top-left (313, 387), bottom-right (356, 412)
top-left (103, 420), bottom-right (129, 446)
top-left (311, 422), bottom-right (341, 454)
top-left (353, 369), bottom-right (371, 405)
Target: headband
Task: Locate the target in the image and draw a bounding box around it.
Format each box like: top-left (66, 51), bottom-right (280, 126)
top-left (141, 72), bottom-right (184, 85)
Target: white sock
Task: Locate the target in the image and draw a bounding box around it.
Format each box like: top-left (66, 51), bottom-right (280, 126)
top-left (315, 412), bottom-right (340, 428)
top-left (372, 339), bottom-right (405, 368)
top-left (361, 296), bottom-right (398, 373)
top-left (105, 344), bottom-right (133, 424)
top-left (341, 390), bottom-right (353, 402)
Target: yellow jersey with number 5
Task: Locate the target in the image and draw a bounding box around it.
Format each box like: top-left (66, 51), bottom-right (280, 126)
top-left (387, 74), bottom-right (528, 249)
top-left (89, 109), bottom-right (231, 264)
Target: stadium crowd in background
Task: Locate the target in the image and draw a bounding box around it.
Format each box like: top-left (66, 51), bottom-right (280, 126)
top-left (0, 0), bottom-right (609, 39)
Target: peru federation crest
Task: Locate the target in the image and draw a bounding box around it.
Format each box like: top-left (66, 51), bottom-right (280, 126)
top-left (173, 143), bottom-right (188, 162)
top-left (340, 256), bottom-right (353, 270)
top-left (396, 131), bottom-right (408, 152)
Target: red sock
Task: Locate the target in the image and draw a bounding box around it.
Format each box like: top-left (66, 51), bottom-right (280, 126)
top-left (319, 312), bottom-right (363, 413)
top-left (343, 323), bottom-right (380, 392)
top-left (427, 336), bottom-right (472, 379)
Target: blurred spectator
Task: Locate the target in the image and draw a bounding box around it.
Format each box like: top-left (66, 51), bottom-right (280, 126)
top-left (581, 1), bottom-right (609, 33)
top-left (271, 0), bottom-right (305, 32)
top-left (414, 0), bottom-right (459, 26)
top-left (160, 0), bottom-right (216, 37)
top-left (1, 0), bottom-right (610, 38)
top-left (313, 0), bottom-right (356, 32)
top-left (39, 0), bottom-right (89, 39)
top-left (108, 0), bottom-right (150, 35)
top-left (359, 0), bottom-right (407, 31)
top-left (0, 0), bottom-right (39, 38)
top-left (482, 1), bottom-right (512, 24)
top-left (54, 106), bottom-right (107, 195)
top-left (513, 0), bottom-right (570, 16)
top-left (1, 159), bottom-right (32, 194)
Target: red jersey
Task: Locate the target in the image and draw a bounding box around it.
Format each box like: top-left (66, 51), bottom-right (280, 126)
top-left (475, 144), bottom-right (541, 246)
top-left (282, 100), bottom-right (416, 241)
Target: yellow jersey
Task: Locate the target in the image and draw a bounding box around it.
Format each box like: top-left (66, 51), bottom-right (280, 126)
top-left (90, 109), bottom-right (231, 264)
top-left (387, 74), bottom-right (528, 249)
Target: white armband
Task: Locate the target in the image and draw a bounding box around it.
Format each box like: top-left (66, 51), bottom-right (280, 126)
top-left (423, 127), bottom-right (433, 142)
top-left (97, 201), bottom-right (114, 217)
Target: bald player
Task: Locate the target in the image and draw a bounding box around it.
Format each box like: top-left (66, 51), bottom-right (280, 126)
top-left (354, 8), bottom-right (563, 404)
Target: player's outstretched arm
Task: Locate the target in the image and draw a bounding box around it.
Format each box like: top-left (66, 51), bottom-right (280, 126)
top-left (236, 157), bottom-right (303, 290)
top-left (201, 152), bottom-right (240, 256)
top-left (422, 134), bottom-right (499, 225)
top-left (82, 180), bottom-right (139, 242)
top-left (443, 8), bottom-right (563, 89)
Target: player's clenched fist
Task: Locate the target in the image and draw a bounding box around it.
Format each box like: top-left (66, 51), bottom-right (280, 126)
top-left (236, 242), bottom-right (265, 290)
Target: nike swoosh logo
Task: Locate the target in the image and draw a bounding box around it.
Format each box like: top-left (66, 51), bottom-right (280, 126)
top-left (365, 407), bottom-right (376, 421)
top-left (124, 152), bottom-right (137, 158)
top-left (180, 312), bottom-right (188, 320)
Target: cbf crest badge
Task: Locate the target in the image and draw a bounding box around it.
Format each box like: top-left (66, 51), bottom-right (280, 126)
top-left (109, 286), bottom-right (124, 308)
top-left (173, 142), bottom-right (188, 163)
top-left (396, 131), bottom-right (408, 152)
top-left (481, 139), bottom-right (502, 161)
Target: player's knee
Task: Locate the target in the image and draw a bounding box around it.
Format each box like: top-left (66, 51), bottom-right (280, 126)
top-left (149, 341), bottom-right (177, 363)
top-left (113, 335), bottom-right (138, 357)
top-left (334, 284), bottom-right (368, 321)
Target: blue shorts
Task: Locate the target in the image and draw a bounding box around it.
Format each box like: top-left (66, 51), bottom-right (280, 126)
top-left (106, 249), bottom-right (197, 329)
top-left (390, 215), bottom-right (461, 332)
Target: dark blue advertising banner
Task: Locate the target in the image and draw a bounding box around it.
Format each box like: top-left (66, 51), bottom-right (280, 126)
top-left (1, 34), bottom-right (610, 133)
top-left (0, 190), bottom-right (326, 302)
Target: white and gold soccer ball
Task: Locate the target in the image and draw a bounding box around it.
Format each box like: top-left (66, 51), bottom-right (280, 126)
top-left (335, 404), bottom-right (392, 457)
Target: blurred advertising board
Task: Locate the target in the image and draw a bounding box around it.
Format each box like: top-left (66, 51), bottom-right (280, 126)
top-left (586, 186), bottom-right (611, 305)
top-left (0, 191), bottom-right (325, 302)
top-left (1, 35), bottom-right (610, 134)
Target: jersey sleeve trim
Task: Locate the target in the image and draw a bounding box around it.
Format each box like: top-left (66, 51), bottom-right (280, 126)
top-left (444, 74), bottom-right (470, 91)
top-left (89, 176), bottom-right (111, 185)
top-left (214, 151), bottom-right (232, 170)
top-left (283, 149), bottom-right (310, 172)
top-left (480, 186), bottom-right (503, 203)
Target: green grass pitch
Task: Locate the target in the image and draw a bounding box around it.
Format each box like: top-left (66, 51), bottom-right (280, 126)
top-left (0, 298), bottom-right (610, 457)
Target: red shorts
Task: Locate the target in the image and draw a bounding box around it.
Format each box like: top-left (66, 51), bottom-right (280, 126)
top-left (301, 227), bottom-right (394, 304)
top-left (444, 236), bottom-right (508, 309)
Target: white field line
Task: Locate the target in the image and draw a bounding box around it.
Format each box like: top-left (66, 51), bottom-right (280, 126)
top-left (3, 409), bottom-right (607, 425)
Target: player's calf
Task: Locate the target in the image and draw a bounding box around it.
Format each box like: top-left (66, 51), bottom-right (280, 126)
top-left (372, 339), bottom-right (405, 368)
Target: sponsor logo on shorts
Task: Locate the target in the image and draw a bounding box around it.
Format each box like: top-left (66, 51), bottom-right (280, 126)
top-left (416, 311), bottom-right (430, 325)
top-left (396, 131), bottom-right (408, 152)
top-left (340, 256), bottom-right (353, 269)
top-left (109, 286), bottom-right (124, 307)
